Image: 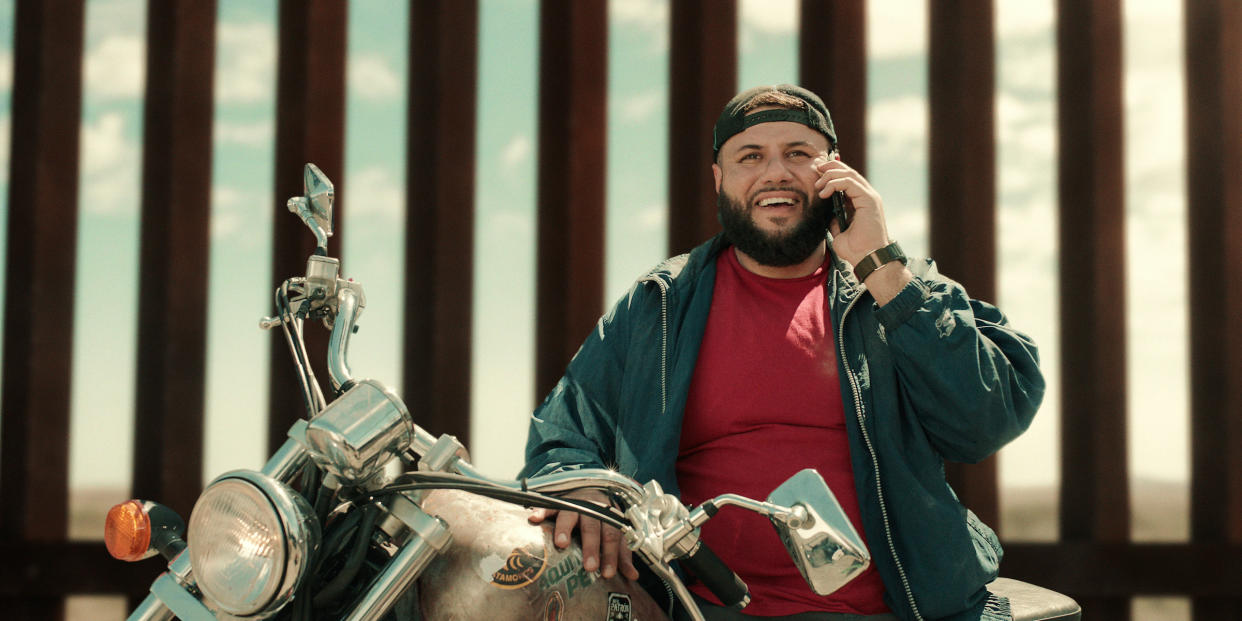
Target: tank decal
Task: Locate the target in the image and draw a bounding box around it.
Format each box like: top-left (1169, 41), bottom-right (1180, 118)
top-left (544, 591), bottom-right (564, 621)
top-left (490, 543), bottom-right (549, 589)
top-left (607, 593), bottom-right (632, 620)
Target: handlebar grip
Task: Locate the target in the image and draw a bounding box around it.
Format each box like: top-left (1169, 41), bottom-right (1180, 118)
top-left (681, 540), bottom-right (750, 609)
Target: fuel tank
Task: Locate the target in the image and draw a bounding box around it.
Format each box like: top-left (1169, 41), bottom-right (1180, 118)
top-left (417, 489), bottom-right (668, 621)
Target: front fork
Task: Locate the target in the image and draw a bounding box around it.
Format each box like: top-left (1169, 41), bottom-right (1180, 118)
top-left (128, 424), bottom-right (453, 621)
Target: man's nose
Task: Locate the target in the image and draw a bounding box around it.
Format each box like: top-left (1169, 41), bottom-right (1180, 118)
top-left (760, 156), bottom-right (794, 185)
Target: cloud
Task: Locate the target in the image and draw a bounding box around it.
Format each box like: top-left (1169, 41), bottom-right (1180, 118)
top-left (500, 134), bottom-right (532, 172)
top-left (214, 120), bottom-right (274, 148)
top-left (636, 202), bottom-right (666, 232)
top-left (84, 34), bottom-right (146, 100)
top-left (617, 90), bottom-right (664, 124)
top-left (609, 0), bottom-right (668, 31)
top-left (740, 0), bottom-right (797, 35)
top-left (216, 21), bottom-right (277, 104)
top-left (0, 51), bottom-right (12, 92)
top-left (867, 0), bottom-right (926, 59)
top-left (344, 165), bottom-right (403, 219)
top-left (866, 95), bottom-right (928, 165)
top-left (608, 0), bottom-right (669, 53)
top-left (349, 54), bottom-right (402, 101)
top-left (80, 112), bottom-right (141, 215)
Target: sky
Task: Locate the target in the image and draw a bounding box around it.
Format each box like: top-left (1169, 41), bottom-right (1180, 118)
top-left (0, 0), bottom-right (1192, 540)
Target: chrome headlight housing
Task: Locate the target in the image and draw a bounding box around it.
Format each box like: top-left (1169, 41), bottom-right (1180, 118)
top-left (188, 470), bottom-right (320, 617)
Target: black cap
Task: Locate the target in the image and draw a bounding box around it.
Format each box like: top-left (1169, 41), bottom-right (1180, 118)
top-left (712, 84), bottom-right (837, 157)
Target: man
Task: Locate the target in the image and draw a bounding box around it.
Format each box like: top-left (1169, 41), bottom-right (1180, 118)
top-left (522, 84), bottom-right (1042, 621)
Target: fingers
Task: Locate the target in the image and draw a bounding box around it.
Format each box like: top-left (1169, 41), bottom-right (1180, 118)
top-left (578, 514), bottom-right (601, 573)
top-left (599, 522), bottom-right (621, 579)
top-left (553, 507), bottom-right (580, 550)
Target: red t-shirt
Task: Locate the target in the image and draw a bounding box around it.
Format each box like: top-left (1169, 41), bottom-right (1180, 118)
top-left (676, 247), bottom-right (889, 616)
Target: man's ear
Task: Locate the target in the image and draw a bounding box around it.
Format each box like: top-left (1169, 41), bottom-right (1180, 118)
top-left (712, 163), bottom-right (722, 193)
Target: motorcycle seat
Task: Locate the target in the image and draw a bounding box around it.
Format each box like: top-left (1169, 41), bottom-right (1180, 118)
top-left (988, 577), bottom-right (1081, 621)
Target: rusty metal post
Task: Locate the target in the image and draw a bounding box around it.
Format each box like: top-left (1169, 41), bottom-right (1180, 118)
top-left (534, 0), bottom-right (608, 398)
top-left (1057, 1), bottom-right (1129, 619)
top-left (928, 0), bottom-right (1001, 529)
top-left (268, 0), bottom-right (347, 452)
top-left (667, 0), bottom-right (737, 256)
top-left (0, 0), bottom-right (85, 617)
top-left (132, 0), bottom-right (217, 521)
top-left (404, 0), bottom-right (479, 445)
top-left (1186, 1), bottom-right (1242, 620)
top-left (799, 0), bottom-right (866, 174)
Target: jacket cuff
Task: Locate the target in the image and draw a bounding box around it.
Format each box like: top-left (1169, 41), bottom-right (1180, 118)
top-left (873, 276), bottom-right (929, 331)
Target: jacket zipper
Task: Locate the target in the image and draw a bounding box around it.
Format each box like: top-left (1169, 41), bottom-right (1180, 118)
top-left (642, 275), bottom-right (671, 414)
top-left (837, 284), bottom-right (923, 621)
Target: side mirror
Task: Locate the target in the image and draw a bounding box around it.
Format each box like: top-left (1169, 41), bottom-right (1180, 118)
top-left (766, 469), bottom-right (870, 596)
top-left (287, 163), bottom-right (335, 253)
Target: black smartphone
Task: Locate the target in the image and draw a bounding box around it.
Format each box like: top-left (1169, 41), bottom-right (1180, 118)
top-left (828, 149), bottom-right (849, 231)
top-left (830, 190), bottom-right (850, 232)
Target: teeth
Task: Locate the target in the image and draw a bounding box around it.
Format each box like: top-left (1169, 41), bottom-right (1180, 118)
top-left (759, 197), bottom-right (794, 206)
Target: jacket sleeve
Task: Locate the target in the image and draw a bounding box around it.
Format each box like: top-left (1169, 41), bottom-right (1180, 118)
top-left (519, 286), bottom-right (639, 479)
top-left (872, 260), bottom-right (1045, 464)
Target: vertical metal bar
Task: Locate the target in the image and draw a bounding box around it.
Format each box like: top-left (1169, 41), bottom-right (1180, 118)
top-left (0, 1), bottom-right (85, 617)
top-left (798, 0), bottom-right (867, 174)
top-left (132, 0), bottom-right (217, 521)
top-left (1057, 1), bottom-right (1129, 618)
top-left (268, 0), bottom-right (347, 453)
top-left (534, 0), bottom-right (608, 398)
top-left (928, 1), bottom-right (1000, 530)
top-left (404, 0), bottom-right (478, 446)
top-left (667, 0), bottom-right (737, 256)
top-left (1186, 1), bottom-right (1242, 619)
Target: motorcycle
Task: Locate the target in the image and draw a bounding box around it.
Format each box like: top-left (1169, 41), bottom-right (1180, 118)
top-left (102, 164), bottom-right (879, 621)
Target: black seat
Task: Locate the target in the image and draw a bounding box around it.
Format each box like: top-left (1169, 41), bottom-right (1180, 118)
top-left (988, 578), bottom-right (1081, 621)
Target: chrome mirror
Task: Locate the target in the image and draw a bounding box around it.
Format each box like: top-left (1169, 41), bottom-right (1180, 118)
top-left (766, 469), bottom-right (870, 596)
top-left (287, 163), bottom-right (335, 253)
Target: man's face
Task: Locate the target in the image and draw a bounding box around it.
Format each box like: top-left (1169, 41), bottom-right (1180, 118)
top-left (712, 118), bottom-right (832, 266)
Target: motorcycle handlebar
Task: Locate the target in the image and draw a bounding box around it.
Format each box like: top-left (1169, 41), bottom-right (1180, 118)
top-left (681, 540), bottom-right (751, 609)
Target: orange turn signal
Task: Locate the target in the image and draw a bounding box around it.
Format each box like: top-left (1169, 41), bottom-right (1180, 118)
top-left (105, 500), bottom-right (152, 562)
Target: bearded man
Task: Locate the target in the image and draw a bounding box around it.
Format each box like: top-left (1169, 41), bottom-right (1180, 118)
top-left (522, 85), bottom-right (1043, 621)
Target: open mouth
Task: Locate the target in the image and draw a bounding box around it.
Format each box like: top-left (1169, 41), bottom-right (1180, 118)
top-left (757, 197), bottom-right (797, 207)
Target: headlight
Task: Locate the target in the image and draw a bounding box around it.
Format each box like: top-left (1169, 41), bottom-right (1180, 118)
top-left (188, 470), bottom-right (320, 617)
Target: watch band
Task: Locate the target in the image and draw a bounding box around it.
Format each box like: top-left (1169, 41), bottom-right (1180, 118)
top-left (853, 241), bottom-right (907, 283)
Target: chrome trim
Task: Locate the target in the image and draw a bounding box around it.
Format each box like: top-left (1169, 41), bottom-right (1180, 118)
top-left (150, 573), bottom-right (214, 621)
top-left (452, 462), bottom-right (647, 506)
top-left (342, 502), bottom-right (450, 621)
top-left (127, 592), bottom-right (175, 621)
top-left (264, 419), bottom-right (311, 483)
top-left (305, 379), bottom-right (412, 483)
top-left (326, 284), bottom-right (363, 390)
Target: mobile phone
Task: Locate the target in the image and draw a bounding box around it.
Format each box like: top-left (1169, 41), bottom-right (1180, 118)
top-left (828, 150), bottom-right (849, 231)
top-left (830, 190), bottom-right (849, 232)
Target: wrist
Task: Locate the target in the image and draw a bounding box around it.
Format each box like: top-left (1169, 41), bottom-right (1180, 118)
top-left (853, 241), bottom-right (906, 283)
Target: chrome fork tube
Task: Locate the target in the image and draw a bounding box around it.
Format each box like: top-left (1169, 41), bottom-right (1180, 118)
top-left (343, 497), bottom-right (452, 621)
top-left (127, 594), bottom-right (174, 621)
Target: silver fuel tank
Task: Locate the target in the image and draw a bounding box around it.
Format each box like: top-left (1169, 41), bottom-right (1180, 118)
top-left (417, 489), bottom-right (669, 621)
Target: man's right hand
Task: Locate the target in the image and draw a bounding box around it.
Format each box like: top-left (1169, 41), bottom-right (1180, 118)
top-left (528, 489), bottom-right (640, 581)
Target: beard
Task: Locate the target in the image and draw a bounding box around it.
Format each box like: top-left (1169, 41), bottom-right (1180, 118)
top-left (717, 187), bottom-right (829, 267)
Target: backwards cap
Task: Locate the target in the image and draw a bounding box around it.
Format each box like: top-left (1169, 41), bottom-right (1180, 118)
top-left (712, 84), bottom-right (837, 157)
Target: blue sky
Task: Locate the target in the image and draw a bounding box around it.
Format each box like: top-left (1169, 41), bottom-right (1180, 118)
top-left (0, 0), bottom-right (1191, 540)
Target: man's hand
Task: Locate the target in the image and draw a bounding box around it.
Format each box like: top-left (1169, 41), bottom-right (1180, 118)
top-left (813, 156), bottom-right (912, 305)
top-left (528, 489), bottom-right (640, 581)
top-left (812, 156), bottom-right (890, 267)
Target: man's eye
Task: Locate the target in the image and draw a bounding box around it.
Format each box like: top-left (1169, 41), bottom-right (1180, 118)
top-left (739, 153), bottom-right (761, 162)
top-left (787, 150), bottom-right (810, 159)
